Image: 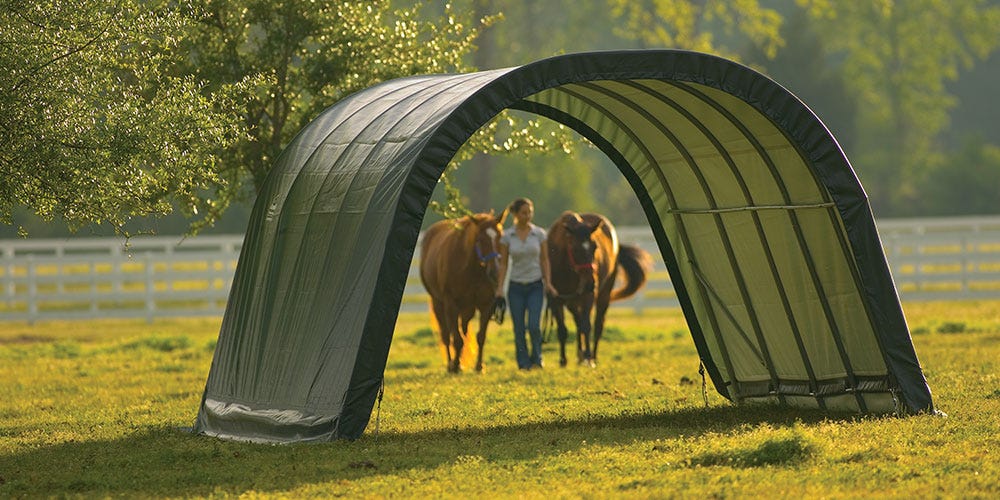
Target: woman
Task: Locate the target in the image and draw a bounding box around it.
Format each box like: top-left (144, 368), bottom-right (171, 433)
top-left (495, 198), bottom-right (558, 370)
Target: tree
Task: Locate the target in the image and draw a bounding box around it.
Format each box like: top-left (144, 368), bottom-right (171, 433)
top-left (797, 0), bottom-right (1000, 215)
top-left (917, 135), bottom-right (1000, 215)
top-left (1, 0), bottom-right (247, 236)
top-left (164, 1), bottom-right (493, 228)
top-left (2, 1), bottom-right (527, 236)
top-left (607, 0), bottom-right (784, 59)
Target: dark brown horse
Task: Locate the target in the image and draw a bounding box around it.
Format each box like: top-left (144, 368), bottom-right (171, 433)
top-left (419, 211), bottom-right (507, 372)
top-left (547, 211), bottom-right (653, 367)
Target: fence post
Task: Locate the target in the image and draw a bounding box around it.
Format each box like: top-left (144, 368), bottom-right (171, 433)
top-left (89, 261), bottom-right (99, 317)
top-left (111, 244), bottom-right (123, 298)
top-left (3, 245), bottom-right (12, 311)
top-left (961, 235), bottom-right (969, 294)
top-left (145, 252), bottom-right (155, 324)
top-left (27, 254), bottom-right (37, 325)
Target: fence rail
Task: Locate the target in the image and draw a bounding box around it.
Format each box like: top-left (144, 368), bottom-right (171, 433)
top-left (4, 216), bottom-right (1000, 323)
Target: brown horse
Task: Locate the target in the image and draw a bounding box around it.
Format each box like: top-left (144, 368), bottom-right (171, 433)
top-left (547, 211), bottom-right (653, 367)
top-left (419, 211), bottom-right (508, 373)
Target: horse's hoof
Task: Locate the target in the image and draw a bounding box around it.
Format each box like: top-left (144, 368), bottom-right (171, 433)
top-left (475, 364), bottom-right (484, 373)
top-left (560, 358), bottom-right (568, 367)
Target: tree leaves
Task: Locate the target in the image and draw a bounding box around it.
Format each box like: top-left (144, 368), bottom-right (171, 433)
top-left (1, 1), bottom-right (244, 236)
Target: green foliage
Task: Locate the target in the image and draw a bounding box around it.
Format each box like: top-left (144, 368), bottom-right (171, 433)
top-left (173, 1), bottom-right (502, 226)
top-left (917, 136), bottom-right (1000, 215)
top-left (797, 0), bottom-right (1000, 216)
top-left (0, 1), bottom-right (502, 235)
top-left (0, 0), bottom-right (248, 237)
top-left (1, 305), bottom-right (999, 497)
top-left (607, 0), bottom-right (784, 60)
top-left (4, 0), bottom-right (1000, 237)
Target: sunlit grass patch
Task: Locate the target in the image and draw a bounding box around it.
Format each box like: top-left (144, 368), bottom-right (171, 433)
top-left (0, 306), bottom-right (998, 498)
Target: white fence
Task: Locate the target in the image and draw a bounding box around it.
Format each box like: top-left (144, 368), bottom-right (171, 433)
top-left (1, 236), bottom-right (241, 323)
top-left (3, 216), bottom-right (1000, 323)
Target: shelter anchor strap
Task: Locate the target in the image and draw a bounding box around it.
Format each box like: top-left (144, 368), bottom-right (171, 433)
top-left (699, 361), bottom-right (709, 407)
top-left (373, 379), bottom-right (385, 439)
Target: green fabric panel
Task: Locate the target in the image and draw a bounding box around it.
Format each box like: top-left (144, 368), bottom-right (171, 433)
top-left (524, 75), bottom-right (890, 399)
top-left (794, 209), bottom-right (887, 375)
top-left (715, 211), bottom-right (808, 380)
top-left (690, 84), bottom-right (828, 204)
top-left (753, 209), bottom-right (836, 379)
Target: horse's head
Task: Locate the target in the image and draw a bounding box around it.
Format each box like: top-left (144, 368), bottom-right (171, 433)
top-left (468, 209), bottom-right (508, 283)
top-left (560, 212), bottom-right (603, 286)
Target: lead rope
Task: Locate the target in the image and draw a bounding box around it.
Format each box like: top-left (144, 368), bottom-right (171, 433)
top-left (541, 298), bottom-right (552, 343)
top-left (490, 296), bottom-right (506, 325)
top-left (373, 379), bottom-right (385, 439)
top-left (699, 361), bottom-right (709, 407)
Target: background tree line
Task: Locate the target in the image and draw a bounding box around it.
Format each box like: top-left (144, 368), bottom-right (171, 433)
top-left (3, 0), bottom-right (999, 238)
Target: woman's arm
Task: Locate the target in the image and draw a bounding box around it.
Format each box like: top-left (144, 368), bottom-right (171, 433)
top-left (540, 239), bottom-right (557, 296)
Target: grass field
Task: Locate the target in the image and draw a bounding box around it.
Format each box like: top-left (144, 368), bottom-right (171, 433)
top-left (1, 301), bottom-right (998, 498)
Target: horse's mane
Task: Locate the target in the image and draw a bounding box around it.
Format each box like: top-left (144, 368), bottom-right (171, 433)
top-left (550, 211), bottom-right (583, 247)
top-left (558, 210), bottom-right (583, 223)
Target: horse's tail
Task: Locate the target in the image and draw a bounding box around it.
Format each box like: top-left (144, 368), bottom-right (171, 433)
top-left (610, 244), bottom-right (653, 302)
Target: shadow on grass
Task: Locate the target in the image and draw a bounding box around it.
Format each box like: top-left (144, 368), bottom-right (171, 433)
top-left (0, 404), bottom-right (863, 497)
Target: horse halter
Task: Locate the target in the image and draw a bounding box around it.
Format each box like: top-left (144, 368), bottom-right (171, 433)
top-left (564, 231), bottom-right (597, 299)
top-left (566, 243), bottom-right (595, 273)
top-left (475, 242), bottom-right (500, 265)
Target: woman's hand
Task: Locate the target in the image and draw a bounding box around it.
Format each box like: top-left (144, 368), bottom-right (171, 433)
top-left (545, 282), bottom-right (558, 297)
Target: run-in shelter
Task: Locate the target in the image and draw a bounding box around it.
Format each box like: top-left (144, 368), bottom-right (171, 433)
top-left (194, 50), bottom-right (935, 443)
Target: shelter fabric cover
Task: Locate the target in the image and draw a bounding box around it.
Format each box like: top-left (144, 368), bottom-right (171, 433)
top-left (195, 50), bottom-right (934, 443)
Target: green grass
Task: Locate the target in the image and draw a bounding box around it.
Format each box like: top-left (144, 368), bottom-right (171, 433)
top-left (1, 303), bottom-right (999, 498)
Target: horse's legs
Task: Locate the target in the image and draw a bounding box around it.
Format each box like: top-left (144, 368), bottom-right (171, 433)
top-left (431, 298), bottom-right (454, 372)
top-left (550, 301), bottom-right (570, 367)
top-left (474, 305), bottom-right (490, 372)
top-left (571, 296), bottom-right (595, 367)
top-left (592, 292), bottom-right (611, 365)
top-left (443, 302), bottom-right (462, 373)
top-left (460, 309), bottom-right (476, 371)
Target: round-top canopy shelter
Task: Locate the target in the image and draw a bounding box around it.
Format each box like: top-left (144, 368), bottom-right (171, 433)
top-left (195, 50), bottom-right (934, 443)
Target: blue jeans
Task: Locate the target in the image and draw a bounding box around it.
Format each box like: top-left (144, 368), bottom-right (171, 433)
top-left (508, 280), bottom-right (544, 369)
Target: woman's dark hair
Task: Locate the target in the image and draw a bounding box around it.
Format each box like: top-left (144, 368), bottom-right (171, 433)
top-left (509, 197), bottom-right (533, 214)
